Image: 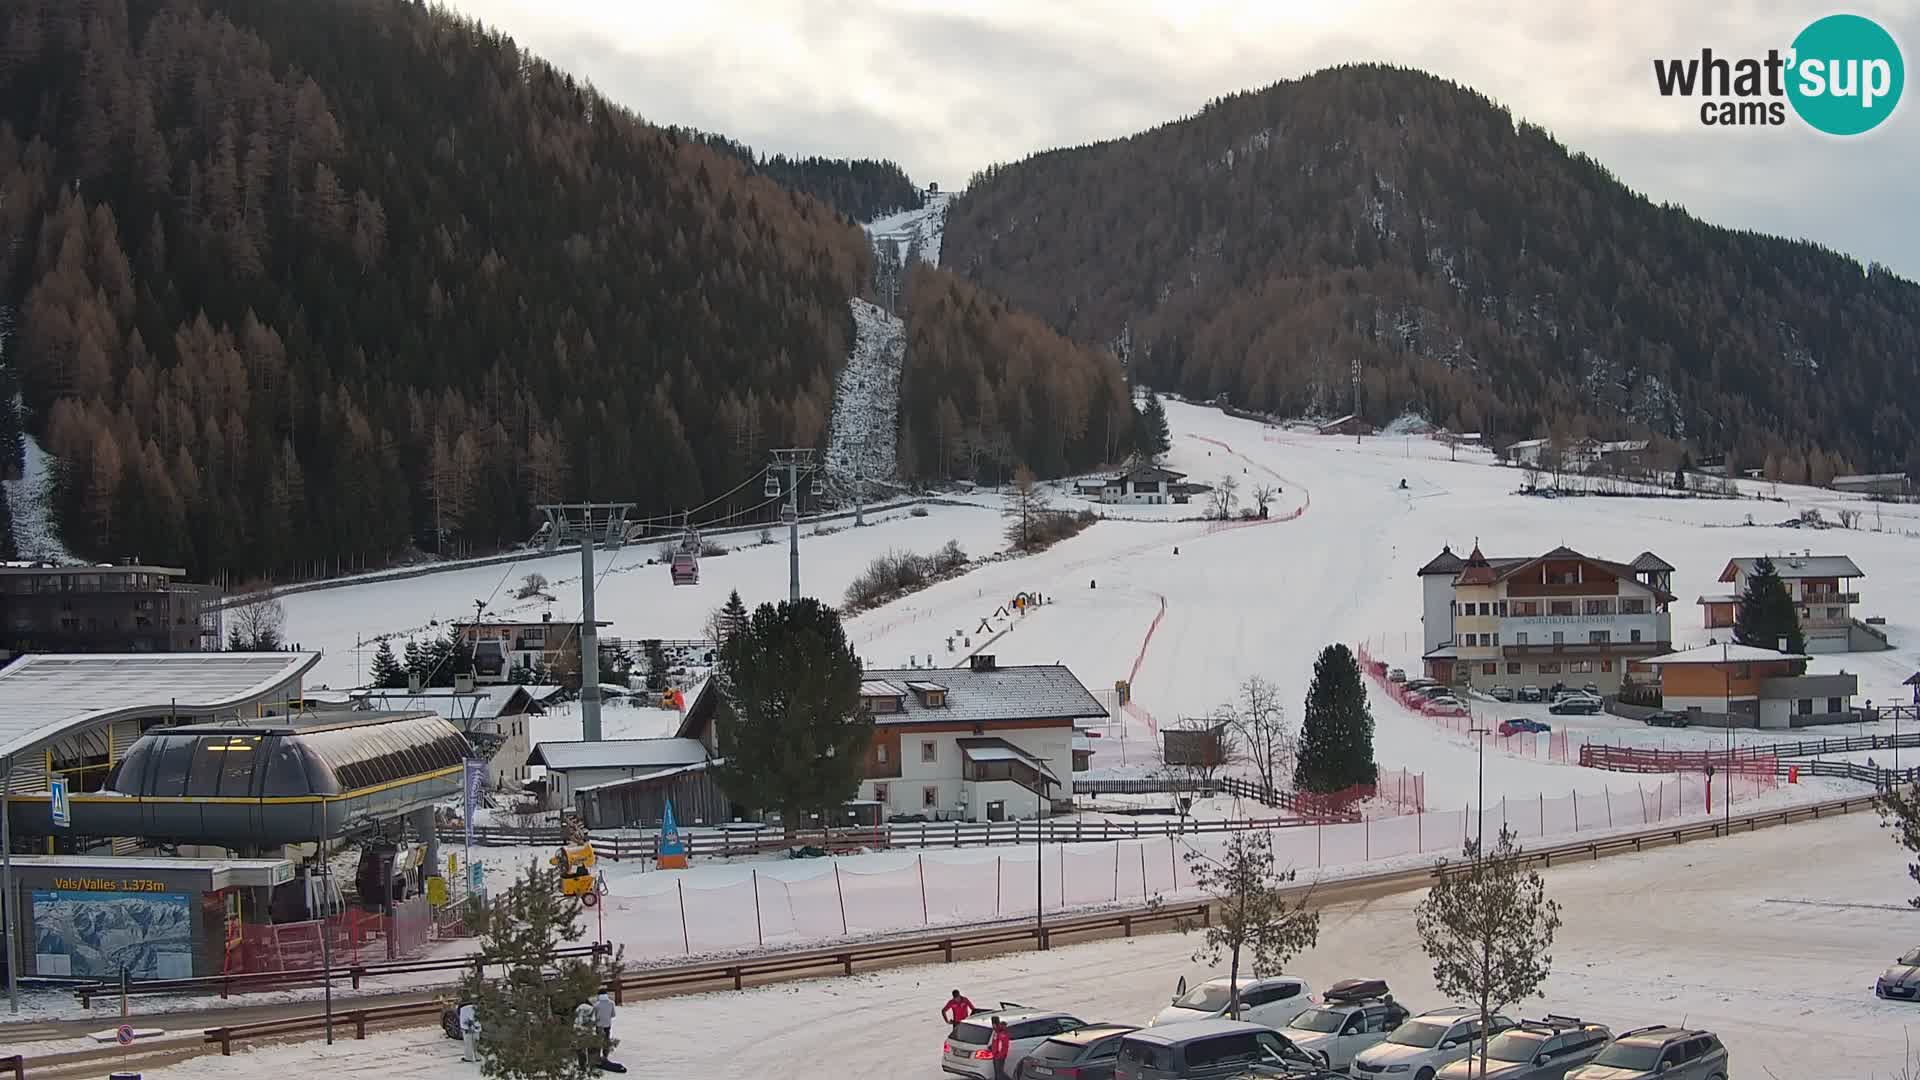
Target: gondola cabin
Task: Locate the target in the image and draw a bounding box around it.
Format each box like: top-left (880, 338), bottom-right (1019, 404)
top-left (670, 550), bottom-right (699, 586)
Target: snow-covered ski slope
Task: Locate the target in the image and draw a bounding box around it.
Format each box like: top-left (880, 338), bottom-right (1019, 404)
top-left (131, 813), bottom-right (1915, 1080)
top-left (0, 307), bottom-right (75, 564)
top-left (283, 398), bottom-right (1920, 804)
top-left (823, 297), bottom-right (906, 484)
top-left (866, 190), bottom-right (949, 267)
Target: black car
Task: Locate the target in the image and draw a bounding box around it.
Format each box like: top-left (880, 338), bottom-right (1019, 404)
top-left (1549, 697), bottom-right (1602, 715)
top-left (1644, 711), bottom-right (1690, 728)
top-left (1020, 1023), bottom-right (1138, 1079)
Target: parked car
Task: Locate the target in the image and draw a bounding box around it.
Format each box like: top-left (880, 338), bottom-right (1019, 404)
top-left (1878, 946), bottom-right (1920, 1000)
top-left (1019, 1023), bottom-right (1138, 1079)
top-left (945, 1008), bottom-right (1087, 1078)
top-left (1581, 683), bottom-right (1599, 696)
top-left (1436, 1015), bottom-right (1612, 1080)
top-left (1405, 678), bottom-right (1441, 692)
top-left (1150, 976), bottom-right (1315, 1031)
top-left (1488, 686), bottom-right (1515, 702)
top-left (1352, 1007), bottom-right (1512, 1080)
top-left (1280, 980), bottom-right (1409, 1071)
top-left (1498, 718), bottom-right (1551, 737)
top-left (1643, 711), bottom-right (1690, 728)
top-left (1114, 1019), bottom-right (1333, 1080)
top-left (1516, 686), bottom-right (1544, 703)
top-left (1565, 1026), bottom-right (1728, 1080)
top-left (1548, 696), bottom-right (1600, 716)
top-left (1388, 669), bottom-right (1408, 684)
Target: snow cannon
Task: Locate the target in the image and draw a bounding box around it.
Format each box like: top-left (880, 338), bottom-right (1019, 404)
top-left (552, 843), bottom-right (599, 903)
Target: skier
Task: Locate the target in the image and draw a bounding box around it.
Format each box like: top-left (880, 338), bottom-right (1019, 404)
top-left (941, 989), bottom-right (976, 1034)
top-left (458, 1000), bottom-right (480, 1062)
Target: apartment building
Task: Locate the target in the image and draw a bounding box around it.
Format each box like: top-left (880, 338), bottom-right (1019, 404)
top-left (1417, 545), bottom-right (1674, 693)
top-left (0, 562), bottom-right (221, 658)
top-left (1699, 554), bottom-right (1886, 654)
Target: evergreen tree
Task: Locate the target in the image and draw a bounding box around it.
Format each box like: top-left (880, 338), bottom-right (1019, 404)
top-left (719, 590), bottom-right (749, 648)
top-left (403, 637), bottom-right (428, 686)
top-left (642, 639), bottom-right (669, 692)
top-left (1733, 556), bottom-right (1806, 661)
top-left (458, 859), bottom-right (621, 1079)
top-left (1293, 644), bottom-right (1378, 794)
top-left (1136, 392), bottom-right (1172, 459)
top-left (369, 639), bottom-right (407, 689)
top-left (710, 598), bottom-right (870, 835)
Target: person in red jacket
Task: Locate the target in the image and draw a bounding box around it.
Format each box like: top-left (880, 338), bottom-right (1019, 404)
top-left (987, 1018), bottom-right (1013, 1080)
top-left (941, 990), bottom-right (976, 1032)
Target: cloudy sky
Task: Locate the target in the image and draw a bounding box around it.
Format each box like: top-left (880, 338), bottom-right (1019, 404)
top-left (449, 0), bottom-right (1918, 277)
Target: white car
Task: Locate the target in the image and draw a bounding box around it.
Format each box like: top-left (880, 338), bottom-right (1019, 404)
top-left (1352, 1007), bottom-right (1512, 1080)
top-left (1148, 975), bottom-right (1314, 1031)
top-left (942, 1008), bottom-right (1086, 1078)
top-left (1282, 997), bottom-right (1410, 1071)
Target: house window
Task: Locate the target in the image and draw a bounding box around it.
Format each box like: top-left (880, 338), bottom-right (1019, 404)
top-left (1797, 699), bottom-right (1814, 716)
top-left (1584, 599), bottom-right (1614, 615)
top-left (1512, 601), bottom-right (1539, 616)
top-left (1496, 601), bottom-right (1508, 616)
top-left (876, 745), bottom-right (889, 764)
top-left (1619, 598), bottom-right (1647, 614)
top-left (1601, 660), bottom-right (1614, 672)
top-left (921, 740), bottom-right (937, 763)
top-left (1492, 633), bottom-right (1500, 646)
top-left (1507, 663), bottom-right (1522, 674)
top-left (1630, 629), bottom-right (1642, 643)
top-left (1827, 697), bottom-right (1843, 714)
top-left (1552, 631), bottom-right (1565, 645)
top-left (1482, 663), bottom-right (1498, 675)
top-left (873, 783), bottom-right (890, 805)
top-left (923, 785), bottom-right (940, 808)
top-left (1550, 601), bottom-right (1575, 616)
top-left (1589, 630), bottom-right (1611, 644)
top-left (1539, 662), bottom-right (1561, 674)
top-left (1515, 632), bottom-right (1529, 646)
top-left (1569, 661), bottom-right (1594, 673)
top-left (1479, 603), bottom-right (1491, 616)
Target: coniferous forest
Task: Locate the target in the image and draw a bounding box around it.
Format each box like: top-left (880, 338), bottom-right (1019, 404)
top-left (0, 0), bottom-right (872, 580)
top-left (944, 64), bottom-right (1920, 478)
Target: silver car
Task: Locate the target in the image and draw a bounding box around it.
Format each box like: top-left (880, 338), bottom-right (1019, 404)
top-left (1565, 1026), bottom-right (1728, 1080)
top-left (1434, 1016), bottom-right (1611, 1079)
top-left (944, 1008), bottom-right (1087, 1078)
top-left (1879, 945), bottom-right (1920, 1000)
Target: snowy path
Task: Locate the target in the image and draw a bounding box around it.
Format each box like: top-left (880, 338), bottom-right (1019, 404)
top-left (134, 812), bottom-right (1919, 1079)
top-left (825, 297), bottom-right (906, 484)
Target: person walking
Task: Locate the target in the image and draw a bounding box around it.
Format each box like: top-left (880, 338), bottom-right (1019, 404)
top-left (573, 999), bottom-right (599, 1072)
top-left (987, 1017), bottom-right (1013, 1080)
top-left (594, 989), bottom-right (617, 1062)
top-left (940, 989), bottom-right (975, 1035)
top-left (457, 1000), bottom-right (480, 1063)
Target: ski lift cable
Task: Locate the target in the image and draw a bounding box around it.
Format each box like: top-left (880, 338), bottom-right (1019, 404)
top-left (617, 465), bottom-right (779, 528)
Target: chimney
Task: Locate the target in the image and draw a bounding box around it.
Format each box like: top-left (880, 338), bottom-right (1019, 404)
top-left (542, 611), bottom-right (552, 623)
top-left (970, 654), bottom-right (997, 672)
top-left (407, 672), bottom-right (423, 694)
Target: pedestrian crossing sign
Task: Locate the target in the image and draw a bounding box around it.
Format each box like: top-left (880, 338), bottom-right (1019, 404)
top-left (50, 776), bottom-right (70, 828)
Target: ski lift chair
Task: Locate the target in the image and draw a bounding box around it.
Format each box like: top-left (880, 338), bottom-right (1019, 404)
top-left (764, 473), bottom-right (781, 498)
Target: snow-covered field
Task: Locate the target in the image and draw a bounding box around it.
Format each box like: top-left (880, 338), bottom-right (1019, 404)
top-left (867, 190), bottom-right (950, 267)
top-left (131, 812), bottom-right (1920, 1079)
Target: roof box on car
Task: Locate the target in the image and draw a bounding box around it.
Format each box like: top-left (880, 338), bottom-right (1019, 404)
top-left (1323, 978), bottom-right (1390, 1003)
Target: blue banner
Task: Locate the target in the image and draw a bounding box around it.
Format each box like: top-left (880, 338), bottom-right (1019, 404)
top-left (463, 759), bottom-right (486, 849)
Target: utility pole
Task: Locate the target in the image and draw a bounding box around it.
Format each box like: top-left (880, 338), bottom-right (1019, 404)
top-left (1467, 726), bottom-right (1490, 853)
top-left (538, 503), bottom-right (633, 742)
top-left (1351, 354), bottom-right (1362, 446)
top-left (769, 449), bottom-right (818, 602)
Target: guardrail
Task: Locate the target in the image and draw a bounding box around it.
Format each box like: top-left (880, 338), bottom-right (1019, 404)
top-left (1, 1054), bottom-right (19, 1080)
top-left (70, 943), bottom-right (612, 1009)
top-left (22, 792), bottom-right (1879, 1070)
top-left (200, 902), bottom-right (1213, 1055)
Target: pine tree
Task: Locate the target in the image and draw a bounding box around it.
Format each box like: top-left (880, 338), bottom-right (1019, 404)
top-left (1293, 644), bottom-right (1377, 794)
top-left (718, 590), bottom-right (749, 652)
top-left (1136, 392), bottom-right (1172, 459)
top-left (403, 637), bottom-right (428, 686)
top-left (369, 639), bottom-right (407, 689)
top-left (1733, 556), bottom-right (1806, 661)
top-left (458, 859), bottom-right (621, 1079)
top-left (710, 598), bottom-right (870, 835)
top-left (1415, 826), bottom-right (1562, 1080)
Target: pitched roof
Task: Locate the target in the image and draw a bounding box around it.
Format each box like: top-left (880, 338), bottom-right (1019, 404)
top-left (859, 664), bottom-right (1106, 726)
top-left (527, 736), bottom-right (709, 771)
top-left (1643, 643), bottom-right (1809, 665)
top-left (0, 652), bottom-right (321, 761)
top-left (1113, 464), bottom-right (1186, 483)
top-left (353, 685), bottom-right (534, 722)
top-left (1417, 546), bottom-right (1466, 576)
top-left (956, 736), bottom-right (1060, 781)
top-left (1630, 551), bottom-right (1676, 573)
top-left (1456, 545), bottom-right (1497, 585)
top-left (1721, 555), bottom-right (1864, 581)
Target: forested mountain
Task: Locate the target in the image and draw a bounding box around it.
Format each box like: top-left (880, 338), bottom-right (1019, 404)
top-left (944, 64), bottom-right (1920, 477)
top-left (897, 264), bottom-right (1132, 483)
top-left (673, 130), bottom-right (924, 221)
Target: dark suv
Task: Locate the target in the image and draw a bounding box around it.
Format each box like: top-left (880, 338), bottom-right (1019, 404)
top-left (1020, 1023), bottom-right (1138, 1079)
top-left (1567, 1026), bottom-right (1728, 1080)
top-left (1643, 711), bottom-right (1690, 728)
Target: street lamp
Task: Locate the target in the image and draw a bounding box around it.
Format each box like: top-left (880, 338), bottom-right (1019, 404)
top-left (1902, 672), bottom-right (1920, 780)
top-left (1467, 727), bottom-right (1491, 853)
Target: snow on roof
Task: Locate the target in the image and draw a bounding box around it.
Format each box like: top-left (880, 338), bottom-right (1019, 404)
top-left (1506, 438), bottom-right (1549, 449)
top-left (860, 664), bottom-right (1106, 726)
top-left (573, 758), bottom-right (715, 794)
top-left (1833, 472), bottom-right (1907, 484)
top-left (0, 652), bottom-right (321, 761)
top-left (1721, 555), bottom-right (1864, 580)
top-left (1643, 643), bottom-right (1810, 665)
top-left (1630, 551), bottom-right (1676, 573)
top-left (1417, 546), bottom-right (1467, 576)
top-left (354, 684), bottom-right (533, 722)
top-left (903, 680), bottom-right (947, 693)
top-left (528, 737), bottom-right (709, 771)
top-left (1694, 594), bottom-right (1741, 605)
top-left (861, 679), bottom-right (905, 698)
